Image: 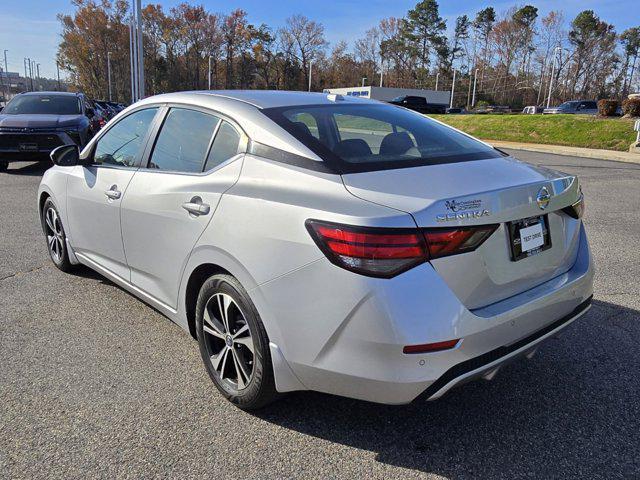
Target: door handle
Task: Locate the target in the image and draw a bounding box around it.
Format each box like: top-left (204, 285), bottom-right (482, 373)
top-left (182, 196), bottom-right (210, 216)
top-left (105, 185), bottom-right (122, 200)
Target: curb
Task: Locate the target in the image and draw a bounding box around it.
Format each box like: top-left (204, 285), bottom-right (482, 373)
top-left (487, 140), bottom-right (640, 165)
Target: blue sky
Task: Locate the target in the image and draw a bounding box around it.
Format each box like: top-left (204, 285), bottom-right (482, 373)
top-left (1, 0), bottom-right (637, 80)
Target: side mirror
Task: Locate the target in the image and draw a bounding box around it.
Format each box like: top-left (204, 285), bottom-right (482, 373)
top-left (51, 144), bottom-right (80, 167)
top-left (86, 107), bottom-right (95, 117)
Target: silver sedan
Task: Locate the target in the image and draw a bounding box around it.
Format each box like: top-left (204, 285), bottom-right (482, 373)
top-left (38, 91), bottom-right (594, 409)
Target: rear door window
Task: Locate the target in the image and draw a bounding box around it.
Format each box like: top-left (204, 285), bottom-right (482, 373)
top-left (148, 108), bottom-right (220, 173)
top-left (203, 121), bottom-right (242, 171)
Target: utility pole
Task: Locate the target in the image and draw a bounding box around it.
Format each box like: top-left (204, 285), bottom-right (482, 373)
top-left (435, 72), bottom-right (439, 91)
top-left (107, 52), bottom-right (112, 101)
top-left (129, 22), bottom-right (137, 102)
top-left (208, 55), bottom-right (212, 89)
top-left (308, 61), bottom-right (312, 92)
top-left (2, 50), bottom-right (7, 104)
top-left (36, 63), bottom-right (40, 78)
top-left (28, 59), bottom-right (34, 91)
top-left (379, 54), bottom-right (383, 87)
top-left (546, 46), bottom-right (561, 109)
top-left (56, 62), bottom-right (61, 91)
top-left (129, 0), bottom-right (145, 102)
top-left (3, 50), bottom-right (7, 85)
top-left (471, 69), bottom-right (478, 107)
top-left (449, 69), bottom-right (456, 108)
top-left (466, 68), bottom-right (473, 108)
top-left (136, 0), bottom-right (144, 99)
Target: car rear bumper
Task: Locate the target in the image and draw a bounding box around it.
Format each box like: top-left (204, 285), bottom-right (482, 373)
top-left (255, 223), bottom-right (594, 404)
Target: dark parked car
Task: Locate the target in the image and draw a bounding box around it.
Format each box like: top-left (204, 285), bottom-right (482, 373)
top-left (543, 100), bottom-right (598, 115)
top-left (389, 95), bottom-right (447, 114)
top-left (0, 92), bottom-right (95, 171)
top-left (445, 107), bottom-right (466, 114)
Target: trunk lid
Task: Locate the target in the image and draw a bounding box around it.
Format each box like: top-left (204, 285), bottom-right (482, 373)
top-left (342, 156), bottom-right (583, 309)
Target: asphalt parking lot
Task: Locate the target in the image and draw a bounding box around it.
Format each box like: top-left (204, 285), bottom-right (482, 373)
top-left (1, 150), bottom-right (639, 479)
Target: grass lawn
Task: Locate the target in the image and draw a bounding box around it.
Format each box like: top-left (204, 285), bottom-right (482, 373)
top-left (429, 114), bottom-right (637, 152)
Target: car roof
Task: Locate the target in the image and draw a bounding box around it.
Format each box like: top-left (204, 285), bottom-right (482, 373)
top-left (122, 90), bottom-right (384, 166)
top-left (139, 90), bottom-right (373, 110)
top-left (20, 91), bottom-right (82, 97)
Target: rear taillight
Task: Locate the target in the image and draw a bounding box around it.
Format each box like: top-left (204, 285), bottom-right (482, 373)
top-left (306, 220), bottom-right (498, 278)
top-left (423, 225), bottom-right (499, 259)
top-left (306, 220), bottom-right (426, 277)
top-left (562, 193), bottom-right (585, 219)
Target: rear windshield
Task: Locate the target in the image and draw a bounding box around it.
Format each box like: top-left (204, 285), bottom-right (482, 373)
top-left (262, 103), bottom-right (502, 173)
top-left (4, 95), bottom-right (81, 115)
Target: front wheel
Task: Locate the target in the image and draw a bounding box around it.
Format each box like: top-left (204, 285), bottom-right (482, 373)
top-left (0, 162), bottom-right (7, 172)
top-left (196, 274), bottom-right (279, 410)
top-left (42, 198), bottom-right (73, 272)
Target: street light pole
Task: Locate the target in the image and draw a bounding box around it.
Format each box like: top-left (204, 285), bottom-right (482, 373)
top-left (449, 69), bottom-right (456, 108)
top-left (28, 59), bottom-right (34, 91)
top-left (471, 68), bottom-right (478, 107)
top-left (136, 0), bottom-right (144, 99)
top-left (361, 77), bottom-right (367, 87)
top-left (129, 22), bottom-right (137, 102)
top-left (435, 72), bottom-right (439, 91)
top-left (546, 46), bottom-right (561, 109)
top-left (2, 50), bottom-right (7, 104)
top-left (23, 58), bottom-right (28, 90)
top-left (308, 61), bottom-right (312, 92)
top-left (107, 52), bottom-right (112, 101)
top-left (379, 54), bottom-right (383, 87)
top-left (208, 55), bottom-right (212, 90)
top-left (36, 63), bottom-right (40, 78)
top-left (56, 62), bottom-right (61, 91)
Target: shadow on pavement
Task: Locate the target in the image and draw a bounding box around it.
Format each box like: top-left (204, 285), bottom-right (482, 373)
top-left (256, 299), bottom-right (639, 478)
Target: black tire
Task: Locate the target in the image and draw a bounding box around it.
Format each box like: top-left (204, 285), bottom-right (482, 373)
top-left (0, 162), bottom-right (7, 172)
top-left (42, 198), bottom-right (74, 273)
top-left (196, 274), bottom-right (279, 410)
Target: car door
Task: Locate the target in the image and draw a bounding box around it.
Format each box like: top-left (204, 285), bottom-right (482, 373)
top-left (120, 106), bottom-right (246, 309)
top-left (66, 107), bottom-right (159, 280)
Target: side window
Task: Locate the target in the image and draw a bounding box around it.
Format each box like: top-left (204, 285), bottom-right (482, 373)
top-left (204, 121), bottom-right (242, 171)
top-left (94, 108), bottom-right (158, 167)
top-left (148, 108), bottom-right (220, 173)
top-left (283, 112), bottom-right (320, 140)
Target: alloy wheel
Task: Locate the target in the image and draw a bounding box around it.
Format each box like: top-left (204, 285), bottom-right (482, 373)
top-left (202, 292), bottom-right (255, 390)
top-left (44, 207), bottom-right (64, 264)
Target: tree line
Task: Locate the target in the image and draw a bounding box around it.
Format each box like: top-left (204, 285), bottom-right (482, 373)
top-left (58, 0), bottom-right (640, 108)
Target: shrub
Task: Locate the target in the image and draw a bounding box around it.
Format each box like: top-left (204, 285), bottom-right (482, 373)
top-left (622, 98), bottom-right (640, 117)
top-left (597, 99), bottom-right (619, 117)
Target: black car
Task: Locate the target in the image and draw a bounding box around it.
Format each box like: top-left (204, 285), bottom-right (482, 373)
top-left (389, 95), bottom-right (447, 114)
top-left (0, 92), bottom-right (95, 171)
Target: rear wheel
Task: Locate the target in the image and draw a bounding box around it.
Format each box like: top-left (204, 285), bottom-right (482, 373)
top-left (42, 198), bottom-right (73, 272)
top-left (196, 274), bottom-right (278, 410)
top-left (0, 162), bottom-right (7, 172)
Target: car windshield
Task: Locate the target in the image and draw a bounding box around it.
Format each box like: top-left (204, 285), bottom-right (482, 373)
top-left (262, 103), bottom-right (502, 173)
top-left (4, 95), bottom-right (81, 115)
top-left (391, 96), bottom-right (406, 102)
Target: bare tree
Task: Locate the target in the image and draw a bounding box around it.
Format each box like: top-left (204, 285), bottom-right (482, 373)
top-left (279, 15), bottom-right (327, 90)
